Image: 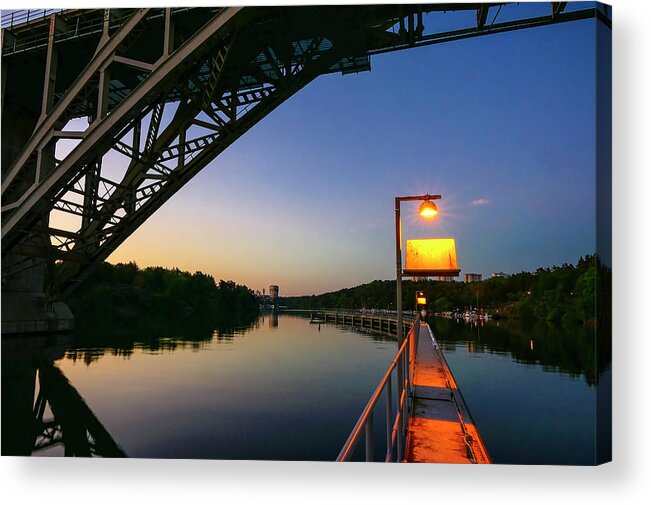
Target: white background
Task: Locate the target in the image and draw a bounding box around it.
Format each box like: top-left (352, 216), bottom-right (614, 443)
top-left (1, 0), bottom-right (650, 503)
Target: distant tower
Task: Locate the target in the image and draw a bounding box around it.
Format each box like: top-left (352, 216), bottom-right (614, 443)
top-left (269, 285), bottom-right (279, 307)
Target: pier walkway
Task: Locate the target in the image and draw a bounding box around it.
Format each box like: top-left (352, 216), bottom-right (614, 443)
top-left (320, 310), bottom-right (490, 463)
top-left (314, 310), bottom-right (414, 339)
top-left (405, 322), bottom-right (490, 463)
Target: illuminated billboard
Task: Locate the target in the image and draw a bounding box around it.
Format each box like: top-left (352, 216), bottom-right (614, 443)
top-left (404, 238), bottom-right (460, 277)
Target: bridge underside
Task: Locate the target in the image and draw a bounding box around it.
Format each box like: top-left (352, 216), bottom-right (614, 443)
top-left (0, 4), bottom-right (607, 334)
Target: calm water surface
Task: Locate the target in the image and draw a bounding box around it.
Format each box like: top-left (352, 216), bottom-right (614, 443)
top-left (3, 313), bottom-right (396, 460)
top-left (430, 317), bottom-right (599, 465)
top-left (2, 313), bottom-right (601, 463)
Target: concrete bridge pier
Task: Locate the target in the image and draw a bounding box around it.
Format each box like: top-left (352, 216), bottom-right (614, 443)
top-left (2, 40), bottom-right (73, 336)
top-left (1, 254), bottom-right (74, 336)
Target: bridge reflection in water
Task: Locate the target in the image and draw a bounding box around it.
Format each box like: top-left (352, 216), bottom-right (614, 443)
top-left (1, 336), bottom-right (126, 457)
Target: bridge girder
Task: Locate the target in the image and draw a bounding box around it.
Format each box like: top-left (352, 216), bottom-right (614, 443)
top-left (1, 4), bottom-right (607, 300)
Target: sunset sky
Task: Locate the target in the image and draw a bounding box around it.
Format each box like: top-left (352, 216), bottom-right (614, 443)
top-left (105, 3), bottom-right (602, 296)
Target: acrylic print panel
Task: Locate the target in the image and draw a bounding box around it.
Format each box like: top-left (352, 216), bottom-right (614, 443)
top-left (1, 3), bottom-right (611, 465)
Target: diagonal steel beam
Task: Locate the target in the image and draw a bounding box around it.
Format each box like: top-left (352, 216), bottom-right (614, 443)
top-left (1, 8), bottom-right (151, 194)
top-left (54, 39), bottom-right (347, 295)
top-left (1, 7), bottom-right (245, 247)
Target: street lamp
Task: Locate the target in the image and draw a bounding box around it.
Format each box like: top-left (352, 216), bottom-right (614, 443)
top-left (394, 193), bottom-right (441, 424)
top-left (418, 200), bottom-right (438, 219)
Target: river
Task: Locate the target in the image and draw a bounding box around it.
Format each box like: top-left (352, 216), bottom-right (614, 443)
top-left (1, 312), bottom-right (603, 464)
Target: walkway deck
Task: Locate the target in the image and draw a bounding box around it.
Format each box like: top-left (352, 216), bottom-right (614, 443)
top-left (405, 322), bottom-right (491, 464)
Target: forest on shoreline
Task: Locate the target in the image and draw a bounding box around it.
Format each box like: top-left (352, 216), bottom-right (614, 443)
top-left (283, 254), bottom-right (611, 327)
top-left (68, 262), bottom-right (260, 333)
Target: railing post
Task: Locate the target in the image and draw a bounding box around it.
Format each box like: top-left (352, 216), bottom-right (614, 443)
top-left (402, 358), bottom-right (408, 437)
top-left (406, 324), bottom-right (412, 391)
top-left (365, 411), bottom-right (374, 462)
top-left (396, 408), bottom-right (403, 462)
top-left (385, 373), bottom-right (392, 460)
top-left (395, 197), bottom-right (405, 437)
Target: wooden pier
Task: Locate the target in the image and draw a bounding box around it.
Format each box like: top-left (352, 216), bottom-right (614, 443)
top-left (405, 322), bottom-right (491, 463)
top-left (318, 311), bottom-right (414, 338)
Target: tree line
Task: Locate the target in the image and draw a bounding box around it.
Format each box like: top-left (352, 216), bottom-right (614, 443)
top-left (283, 254), bottom-right (611, 327)
top-left (68, 261), bottom-right (260, 332)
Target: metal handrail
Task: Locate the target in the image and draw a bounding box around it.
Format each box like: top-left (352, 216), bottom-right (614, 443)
top-left (2, 9), bottom-right (133, 57)
top-left (1, 9), bottom-right (64, 29)
top-left (336, 316), bottom-right (420, 462)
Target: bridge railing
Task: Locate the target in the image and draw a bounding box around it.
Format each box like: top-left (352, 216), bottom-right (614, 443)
top-left (1, 8), bottom-right (217, 57)
top-left (1, 9), bottom-right (63, 30)
top-left (336, 315), bottom-right (420, 462)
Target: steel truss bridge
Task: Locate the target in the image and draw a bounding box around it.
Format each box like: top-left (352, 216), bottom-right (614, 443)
top-left (1, 4), bottom-right (609, 313)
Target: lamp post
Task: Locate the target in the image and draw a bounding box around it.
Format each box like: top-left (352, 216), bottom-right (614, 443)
top-left (394, 193), bottom-right (440, 434)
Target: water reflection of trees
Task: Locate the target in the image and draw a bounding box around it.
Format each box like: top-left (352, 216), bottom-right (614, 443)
top-left (431, 318), bottom-right (607, 386)
top-left (66, 312), bottom-right (259, 365)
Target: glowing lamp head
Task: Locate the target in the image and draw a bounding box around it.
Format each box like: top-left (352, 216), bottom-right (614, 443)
top-left (419, 200), bottom-right (438, 219)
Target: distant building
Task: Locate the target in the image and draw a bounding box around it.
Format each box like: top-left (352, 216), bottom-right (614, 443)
top-left (464, 273), bottom-right (482, 283)
top-left (436, 276), bottom-right (455, 282)
top-left (491, 272), bottom-right (508, 278)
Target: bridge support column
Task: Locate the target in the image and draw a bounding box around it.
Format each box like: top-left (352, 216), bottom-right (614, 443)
top-left (1, 254), bottom-right (74, 336)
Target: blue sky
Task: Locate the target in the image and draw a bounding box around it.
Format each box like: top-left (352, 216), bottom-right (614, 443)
top-left (108, 3), bottom-right (602, 295)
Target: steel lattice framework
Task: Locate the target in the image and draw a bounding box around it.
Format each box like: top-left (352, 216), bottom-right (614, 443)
top-left (32, 364), bottom-right (126, 456)
top-left (1, 4), bottom-right (609, 300)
